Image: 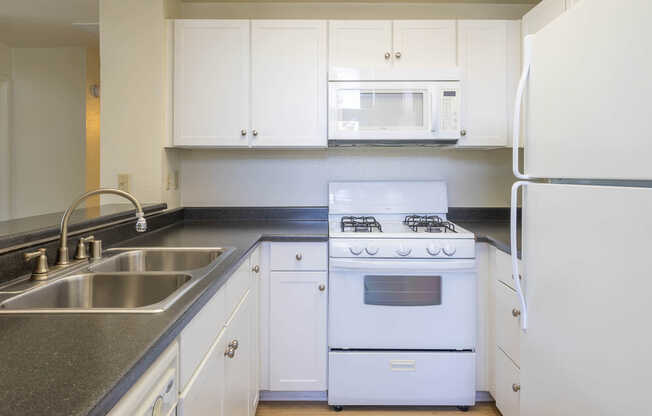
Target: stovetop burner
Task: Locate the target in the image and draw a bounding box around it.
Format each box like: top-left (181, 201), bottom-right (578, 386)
top-left (341, 216), bottom-right (383, 233)
top-left (403, 215), bottom-right (456, 233)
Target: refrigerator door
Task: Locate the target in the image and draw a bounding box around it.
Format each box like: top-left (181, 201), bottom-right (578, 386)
top-left (520, 183), bottom-right (652, 415)
top-left (523, 0), bottom-right (652, 180)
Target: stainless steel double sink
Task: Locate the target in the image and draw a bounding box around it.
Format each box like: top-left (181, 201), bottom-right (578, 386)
top-left (0, 247), bottom-right (234, 314)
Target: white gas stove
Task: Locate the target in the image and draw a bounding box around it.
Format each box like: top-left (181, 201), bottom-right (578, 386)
top-left (327, 181), bottom-right (477, 411)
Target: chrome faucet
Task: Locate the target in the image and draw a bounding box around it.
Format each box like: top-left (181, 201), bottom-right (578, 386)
top-left (56, 188), bottom-right (148, 266)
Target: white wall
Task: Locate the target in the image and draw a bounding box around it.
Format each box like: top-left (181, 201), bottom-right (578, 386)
top-left (0, 42), bottom-right (10, 220)
top-left (10, 47), bottom-right (86, 218)
top-left (100, 0), bottom-right (181, 209)
top-left (181, 148), bottom-right (516, 207)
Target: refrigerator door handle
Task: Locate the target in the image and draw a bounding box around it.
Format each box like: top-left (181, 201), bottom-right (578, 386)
top-left (511, 181), bottom-right (528, 331)
top-left (513, 35), bottom-right (534, 180)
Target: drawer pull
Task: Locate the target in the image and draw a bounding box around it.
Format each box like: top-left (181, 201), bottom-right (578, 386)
top-left (295, 253), bottom-right (303, 261)
top-left (318, 284), bottom-right (326, 292)
top-left (512, 308), bottom-right (521, 318)
top-left (512, 383), bottom-right (521, 392)
top-left (252, 265), bottom-right (260, 273)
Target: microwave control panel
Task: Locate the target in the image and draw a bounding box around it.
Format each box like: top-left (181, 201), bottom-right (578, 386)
top-left (438, 88), bottom-right (461, 137)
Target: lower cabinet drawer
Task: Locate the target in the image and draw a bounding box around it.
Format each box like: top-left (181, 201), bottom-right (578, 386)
top-left (496, 280), bottom-right (521, 366)
top-left (328, 351), bottom-right (475, 406)
top-left (495, 347), bottom-right (520, 416)
top-left (270, 242), bottom-right (327, 271)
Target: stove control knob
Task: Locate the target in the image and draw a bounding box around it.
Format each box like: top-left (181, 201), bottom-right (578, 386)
top-left (396, 246), bottom-right (412, 257)
top-left (349, 246), bottom-right (363, 256)
top-left (427, 244), bottom-right (441, 256)
top-left (443, 244), bottom-right (457, 256)
top-left (366, 245), bottom-right (379, 256)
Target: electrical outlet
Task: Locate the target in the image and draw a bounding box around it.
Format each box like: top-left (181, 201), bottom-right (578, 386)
top-left (174, 170), bottom-right (180, 190)
top-left (117, 174), bottom-right (130, 192)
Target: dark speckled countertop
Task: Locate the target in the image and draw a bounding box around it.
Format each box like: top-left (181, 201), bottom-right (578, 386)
top-left (0, 220), bottom-right (328, 416)
top-left (0, 215), bottom-right (518, 416)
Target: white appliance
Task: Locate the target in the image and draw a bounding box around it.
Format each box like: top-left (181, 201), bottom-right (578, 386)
top-left (511, 0), bottom-right (652, 414)
top-left (328, 181), bottom-right (477, 410)
top-left (328, 81), bottom-right (461, 145)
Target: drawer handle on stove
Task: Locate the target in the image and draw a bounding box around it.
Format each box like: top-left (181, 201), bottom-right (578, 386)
top-left (295, 253), bottom-right (302, 261)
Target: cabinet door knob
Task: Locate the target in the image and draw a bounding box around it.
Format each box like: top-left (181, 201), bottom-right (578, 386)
top-left (512, 383), bottom-right (521, 392)
top-left (229, 339), bottom-right (239, 350)
top-left (295, 253), bottom-right (302, 261)
top-left (394, 51), bottom-right (402, 59)
top-left (512, 308), bottom-right (521, 318)
top-left (384, 52), bottom-right (391, 60)
top-left (224, 347), bottom-right (235, 358)
top-left (241, 129), bottom-right (247, 136)
top-left (252, 130), bottom-right (258, 136)
top-left (252, 265), bottom-right (260, 273)
top-left (460, 129), bottom-right (467, 137)
top-left (318, 284), bottom-right (326, 292)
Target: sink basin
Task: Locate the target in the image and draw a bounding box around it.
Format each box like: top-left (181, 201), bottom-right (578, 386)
top-left (91, 248), bottom-right (226, 273)
top-left (0, 246), bottom-right (235, 313)
top-left (0, 273), bottom-right (192, 312)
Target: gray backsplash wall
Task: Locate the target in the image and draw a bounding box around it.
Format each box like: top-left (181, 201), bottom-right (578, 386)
top-left (180, 148), bottom-right (517, 208)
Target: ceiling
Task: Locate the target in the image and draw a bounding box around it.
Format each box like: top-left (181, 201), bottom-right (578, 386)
top-left (182, 0), bottom-right (540, 3)
top-left (0, 0), bottom-right (99, 47)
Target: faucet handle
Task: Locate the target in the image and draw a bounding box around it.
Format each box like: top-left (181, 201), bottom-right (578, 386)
top-left (24, 248), bottom-right (49, 280)
top-left (74, 235), bottom-right (95, 260)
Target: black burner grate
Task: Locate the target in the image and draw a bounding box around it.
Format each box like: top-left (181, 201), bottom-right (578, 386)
top-left (403, 215), bottom-right (456, 233)
top-left (341, 216), bottom-right (383, 233)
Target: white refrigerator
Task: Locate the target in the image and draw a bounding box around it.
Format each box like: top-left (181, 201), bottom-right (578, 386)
top-left (511, 0), bottom-right (652, 415)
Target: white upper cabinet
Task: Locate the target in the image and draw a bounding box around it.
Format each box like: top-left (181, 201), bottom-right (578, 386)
top-left (392, 20), bottom-right (457, 71)
top-left (457, 20), bottom-right (518, 148)
top-left (328, 20), bottom-right (393, 81)
top-left (521, 0), bottom-right (566, 36)
top-left (174, 20), bottom-right (250, 147)
top-left (328, 20), bottom-right (457, 81)
top-left (251, 20), bottom-right (327, 148)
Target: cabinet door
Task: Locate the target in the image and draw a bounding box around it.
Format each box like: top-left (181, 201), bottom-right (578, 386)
top-left (224, 292), bottom-right (252, 416)
top-left (179, 330), bottom-right (227, 416)
top-left (249, 246), bottom-right (262, 414)
top-left (174, 20), bottom-right (250, 147)
top-left (392, 20), bottom-right (457, 72)
top-left (251, 20), bottom-right (327, 148)
top-left (270, 271), bottom-right (327, 391)
top-left (495, 348), bottom-right (520, 416)
top-left (328, 20), bottom-right (392, 80)
top-left (457, 20), bottom-right (508, 147)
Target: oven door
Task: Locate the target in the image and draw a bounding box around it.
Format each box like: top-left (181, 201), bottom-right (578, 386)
top-left (329, 258), bottom-right (476, 350)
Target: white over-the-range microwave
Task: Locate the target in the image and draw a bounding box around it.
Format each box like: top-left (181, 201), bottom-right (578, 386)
top-left (328, 80), bottom-right (461, 146)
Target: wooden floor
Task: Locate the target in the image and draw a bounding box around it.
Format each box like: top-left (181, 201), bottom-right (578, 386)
top-left (256, 402), bottom-right (500, 415)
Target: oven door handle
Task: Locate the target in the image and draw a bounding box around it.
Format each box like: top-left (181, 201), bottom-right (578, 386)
top-left (329, 258), bottom-right (476, 272)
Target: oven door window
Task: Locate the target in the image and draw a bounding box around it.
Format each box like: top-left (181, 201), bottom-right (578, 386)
top-left (364, 275), bottom-right (442, 306)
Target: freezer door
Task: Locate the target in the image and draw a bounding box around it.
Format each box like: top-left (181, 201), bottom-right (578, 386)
top-left (524, 0), bottom-right (652, 180)
top-left (520, 183), bottom-right (652, 415)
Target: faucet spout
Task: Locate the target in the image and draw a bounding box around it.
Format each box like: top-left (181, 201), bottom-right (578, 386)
top-left (56, 188), bottom-right (147, 266)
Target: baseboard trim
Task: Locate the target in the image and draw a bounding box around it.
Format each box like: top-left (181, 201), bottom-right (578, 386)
top-left (259, 391), bottom-right (494, 403)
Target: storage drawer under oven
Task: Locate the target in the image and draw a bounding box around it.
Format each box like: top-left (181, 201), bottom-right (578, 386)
top-left (328, 350), bottom-right (476, 406)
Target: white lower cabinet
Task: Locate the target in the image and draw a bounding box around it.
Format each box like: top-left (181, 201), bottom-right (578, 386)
top-left (489, 246), bottom-right (522, 415)
top-left (249, 245), bottom-right (262, 414)
top-left (495, 347), bottom-right (520, 416)
top-left (178, 330), bottom-right (227, 415)
top-left (269, 271), bottom-right (328, 391)
top-left (224, 292), bottom-right (253, 416)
